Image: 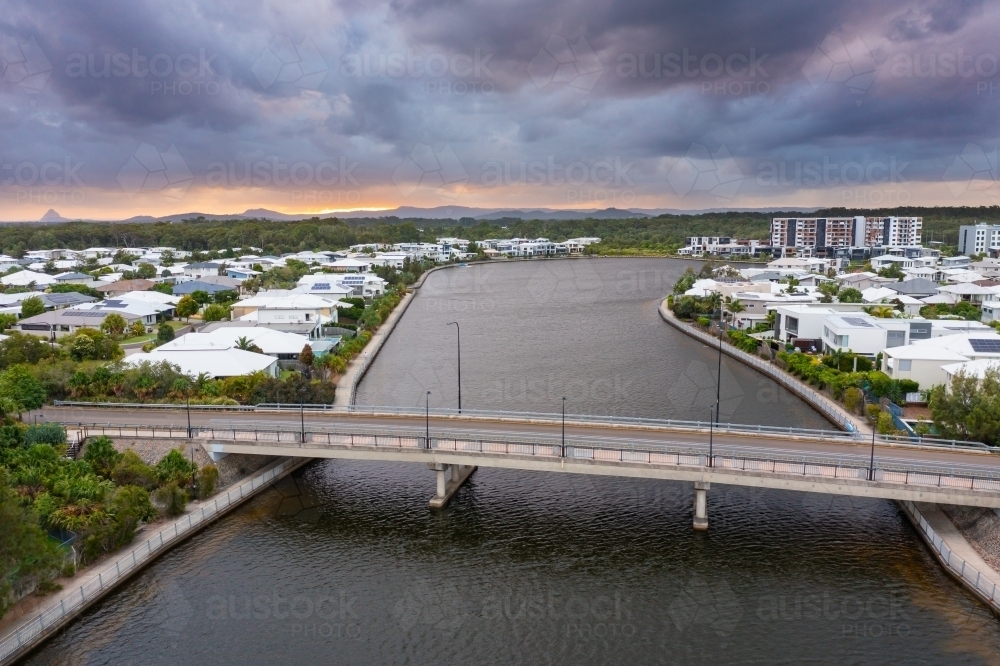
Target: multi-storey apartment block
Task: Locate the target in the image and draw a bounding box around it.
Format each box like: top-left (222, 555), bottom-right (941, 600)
top-left (957, 223), bottom-right (1000, 256)
top-left (771, 216), bottom-right (922, 254)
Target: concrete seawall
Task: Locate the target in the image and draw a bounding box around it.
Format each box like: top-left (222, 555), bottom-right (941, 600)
top-left (658, 298), bottom-right (867, 433)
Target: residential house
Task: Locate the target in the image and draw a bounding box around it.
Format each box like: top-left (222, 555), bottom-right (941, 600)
top-left (124, 342), bottom-right (279, 378)
top-left (95, 279), bottom-right (155, 298)
top-left (0, 270), bottom-right (57, 288)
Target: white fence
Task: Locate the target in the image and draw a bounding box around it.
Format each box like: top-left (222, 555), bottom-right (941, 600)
top-left (902, 500), bottom-right (1000, 611)
top-left (0, 458), bottom-right (299, 664)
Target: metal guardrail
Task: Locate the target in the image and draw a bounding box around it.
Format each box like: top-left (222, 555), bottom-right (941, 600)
top-left (903, 500), bottom-right (1000, 610)
top-left (52, 400), bottom-right (993, 451)
top-left (72, 423), bottom-right (1000, 493)
top-left (0, 458), bottom-right (297, 663)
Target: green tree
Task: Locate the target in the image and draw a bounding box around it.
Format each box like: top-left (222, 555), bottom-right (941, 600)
top-left (0, 473), bottom-right (62, 616)
top-left (0, 333), bottom-right (57, 369)
top-left (135, 263), bottom-right (157, 279)
top-left (0, 313), bottom-right (17, 332)
top-left (213, 290), bottom-right (237, 304)
top-left (191, 290), bottom-right (211, 305)
top-left (151, 282), bottom-right (174, 295)
top-left (156, 322), bottom-right (175, 344)
top-left (69, 334), bottom-right (96, 361)
top-left (100, 312), bottom-right (128, 337)
top-left (111, 450), bottom-right (157, 489)
top-left (202, 304), bottom-right (229, 322)
top-left (20, 296), bottom-right (46, 318)
top-left (0, 365), bottom-right (46, 411)
top-left (129, 320), bottom-right (147, 338)
top-left (929, 367), bottom-right (1000, 446)
top-left (817, 281), bottom-right (840, 303)
top-left (838, 288), bottom-right (863, 303)
top-left (154, 482), bottom-right (188, 516)
top-left (175, 295), bottom-right (199, 320)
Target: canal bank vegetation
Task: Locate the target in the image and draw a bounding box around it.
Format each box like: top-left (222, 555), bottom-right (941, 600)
top-left (0, 420), bottom-right (220, 617)
top-left (667, 275), bottom-right (1000, 445)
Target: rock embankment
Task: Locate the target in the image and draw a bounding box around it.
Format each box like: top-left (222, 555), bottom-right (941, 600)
top-left (86, 437), bottom-right (276, 488)
top-left (941, 505), bottom-right (1000, 573)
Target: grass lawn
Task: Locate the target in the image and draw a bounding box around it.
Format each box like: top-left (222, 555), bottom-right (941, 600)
top-left (121, 320), bottom-right (187, 344)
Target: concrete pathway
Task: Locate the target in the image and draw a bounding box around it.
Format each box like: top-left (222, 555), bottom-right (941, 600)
top-left (915, 502), bottom-right (1000, 582)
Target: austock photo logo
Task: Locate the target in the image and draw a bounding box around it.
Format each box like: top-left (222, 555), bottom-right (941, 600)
top-left (528, 35), bottom-right (604, 92)
top-left (802, 35), bottom-right (877, 105)
top-left (943, 142), bottom-right (998, 200)
top-left (117, 143), bottom-right (194, 200)
top-left (1, 33), bottom-right (53, 94)
top-left (252, 35), bottom-right (328, 91)
top-left (392, 144), bottom-right (469, 199)
top-left (667, 143), bottom-right (745, 201)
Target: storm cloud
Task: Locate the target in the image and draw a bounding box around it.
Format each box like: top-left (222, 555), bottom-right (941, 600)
top-left (0, 0), bottom-right (997, 219)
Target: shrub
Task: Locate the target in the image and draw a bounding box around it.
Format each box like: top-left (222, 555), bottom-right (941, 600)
top-left (23, 423), bottom-right (66, 447)
top-left (843, 387), bottom-right (864, 414)
top-left (154, 482), bottom-right (188, 516)
top-left (111, 450), bottom-right (158, 489)
top-left (197, 464), bottom-right (219, 499)
top-left (83, 436), bottom-right (121, 477)
top-left (865, 404), bottom-right (882, 424)
top-left (876, 411), bottom-right (897, 435)
top-left (156, 322), bottom-right (175, 344)
top-left (696, 316), bottom-right (710, 327)
top-left (154, 449), bottom-right (197, 486)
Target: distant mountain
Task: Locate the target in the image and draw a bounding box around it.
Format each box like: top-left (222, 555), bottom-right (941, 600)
top-left (39, 209), bottom-right (69, 222)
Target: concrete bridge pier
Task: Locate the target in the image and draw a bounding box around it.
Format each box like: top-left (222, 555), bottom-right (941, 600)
top-left (693, 482), bottom-right (710, 531)
top-left (428, 462), bottom-right (477, 509)
top-left (427, 463), bottom-right (478, 509)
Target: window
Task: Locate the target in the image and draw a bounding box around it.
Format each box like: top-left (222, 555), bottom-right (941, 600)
top-left (886, 330), bottom-right (906, 348)
top-left (898, 359), bottom-right (912, 371)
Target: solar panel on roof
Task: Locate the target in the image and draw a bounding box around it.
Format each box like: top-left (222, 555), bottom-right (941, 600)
top-left (72, 311), bottom-right (107, 317)
top-left (969, 339), bottom-right (1000, 353)
top-left (843, 317), bottom-right (874, 328)
top-left (312, 283), bottom-right (330, 290)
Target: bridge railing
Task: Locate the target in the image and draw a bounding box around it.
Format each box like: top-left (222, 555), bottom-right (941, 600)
top-left (902, 500), bottom-right (1000, 610)
top-left (73, 423), bottom-right (1000, 495)
top-left (0, 457), bottom-right (298, 664)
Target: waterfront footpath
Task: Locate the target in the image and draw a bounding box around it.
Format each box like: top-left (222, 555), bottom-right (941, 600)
top-left (660, 295), bottom-right (1000, 617)
top-left (0, 456), bottom-right (309, 664)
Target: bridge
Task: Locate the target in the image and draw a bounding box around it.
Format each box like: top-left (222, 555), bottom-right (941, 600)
top-left (43, 403), bottom-right (1000, 530)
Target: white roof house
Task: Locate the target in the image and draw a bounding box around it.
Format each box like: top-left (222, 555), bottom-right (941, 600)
top-left (117, 290), bottom-right (181, 307)
top-left (820, 314), bottom-right (915, 356)
top-left (911, 332), bottom-right (1000, 360)
top-left (163, 328), bottom-right (311, 360)
top-left (230, 291), bottom-right (346, 324)
top-left (871, 255), bottom-right (915, 270)
top-left (125, 342), bottom-right (279, 378)
top-left (861, 286), bottom-right (899, 303)
top-left (937, 283), bottom-right (998, 304)
top-left (882, 345), bottom-right (972, 389)
top-left (941, 359), bottom-right (1000, 384)
top-left (0, 270), bottom-right (57, 287)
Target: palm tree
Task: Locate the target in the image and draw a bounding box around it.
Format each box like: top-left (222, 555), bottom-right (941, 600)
top-left (235, 336), bottom-right (253, 351)
top-left (723, 297), bottom-right (745, 324)
top-left (864, 305), bottom-right (896, 319)
top-left (705, 292), bottom-right (723, 320)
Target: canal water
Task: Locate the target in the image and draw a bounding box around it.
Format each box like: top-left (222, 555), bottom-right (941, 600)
top-left (27, 259), bottom-right (1000, 664)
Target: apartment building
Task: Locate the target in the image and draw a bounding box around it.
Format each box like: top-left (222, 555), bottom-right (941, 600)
top-left (771, 216), bottom-right (922, 254)
top-left (958, 223), bottom-right (1000, 256)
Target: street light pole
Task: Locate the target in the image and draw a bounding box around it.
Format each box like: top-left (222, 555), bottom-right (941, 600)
top-left (447, 322), bottom-right (461, 413)
top-left (708, 405), bottom-right (715, 468)
top-left (715, 299), bottom-right (723, 424)
top-left (869, 409), bottom-right (877, 481)
top-left (300, 394), bottom-right (305, 444)
top-left (561, 396), bottom-right (566, 458)
top-left (186, 393), bottom-right (192, 438)
top-left (425, 391), bottom-right (431, 449)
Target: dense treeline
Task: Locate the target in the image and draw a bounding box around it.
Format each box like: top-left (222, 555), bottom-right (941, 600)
top-left (1, 206), bottom-right (997, 256)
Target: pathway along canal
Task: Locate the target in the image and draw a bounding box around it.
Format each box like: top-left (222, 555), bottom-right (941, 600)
top-left (26, 259), bottom-right (1000, 664)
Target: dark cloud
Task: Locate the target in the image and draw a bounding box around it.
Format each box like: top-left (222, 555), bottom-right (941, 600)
top-left (0, 0), bottom-right (997, 210)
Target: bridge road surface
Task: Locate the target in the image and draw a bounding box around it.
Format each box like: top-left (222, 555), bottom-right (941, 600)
top-left (38, 406), bottom-right (1000, 476)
